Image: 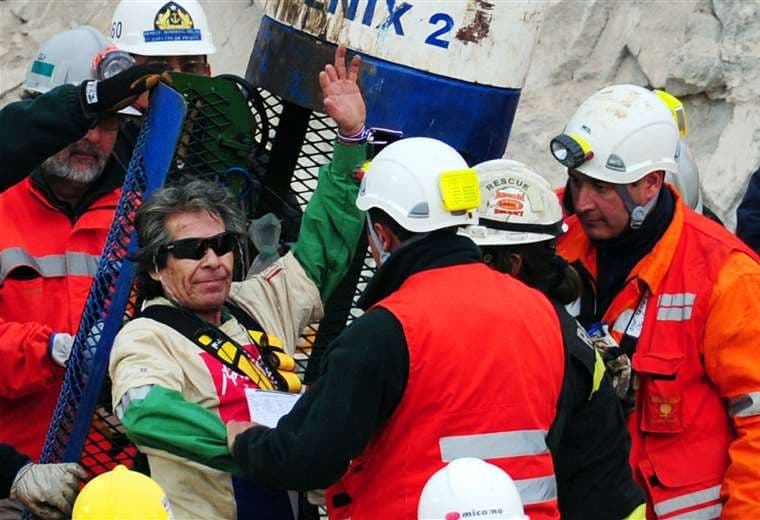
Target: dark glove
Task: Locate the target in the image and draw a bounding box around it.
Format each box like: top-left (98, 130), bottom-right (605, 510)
top-left (79, 64), bottom-right (170, 115)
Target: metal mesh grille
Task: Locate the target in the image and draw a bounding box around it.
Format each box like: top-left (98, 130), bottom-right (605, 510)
top-left (166, 73), bottom-right (271, 221)
top-left (35, 86), bottom-right (186, 493)
top-left (39, 117), bottom-right (151, 474)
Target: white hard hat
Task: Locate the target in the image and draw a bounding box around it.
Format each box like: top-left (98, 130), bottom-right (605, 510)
top-left (356, 137), bottom-right (479, 233)
top-left (460, 159), bottom-right (566, 246)
top-left (668, 139), bottom-right (703, 212)
top-left (110, 0), bottom-right (216, 56)
top-left (650, 90), bottom-right (704, 212)
top-left (418, 458), bottom-right (528, 520)
top-left (550, 84), bottom-right (679, 184)
top-left (23, 26), bottom-right (110, 95)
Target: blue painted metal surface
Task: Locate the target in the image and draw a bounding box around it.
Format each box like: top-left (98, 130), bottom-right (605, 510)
top-left (247, 15), bottom-right (521, 164)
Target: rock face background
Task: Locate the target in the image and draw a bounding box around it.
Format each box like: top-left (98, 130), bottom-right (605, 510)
top-left (1, 0), bottom-right (757, 228)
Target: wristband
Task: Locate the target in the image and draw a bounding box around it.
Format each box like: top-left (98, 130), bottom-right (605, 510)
top-left (337, 125), bottom-right (369, 145)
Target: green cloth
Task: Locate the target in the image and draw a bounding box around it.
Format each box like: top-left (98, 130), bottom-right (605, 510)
top-left (292, 142), bottom-right (367, 301)
top-left (121, 385), bottom-right (240, 475)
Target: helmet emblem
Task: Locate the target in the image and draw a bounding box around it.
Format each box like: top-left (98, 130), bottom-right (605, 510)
top-left (144, 2), bottom-right (201, 42)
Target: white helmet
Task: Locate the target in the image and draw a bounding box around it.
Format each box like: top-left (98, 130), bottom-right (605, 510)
top-left (23, 26), bottom-right (110, 95)
top-left (418, 458), bottom-right (528, 520)
top-left (110, 0), bottom-right (216, 56)
top-left (550, 84), bottom-right (679, 184)
top-left (651, 89), bottom-right (705, 212)
top-left (460, 159), bottom-right (566, 246)
top-left (356, 137), bottom-right (480, 233)
top-left (669, 140), bottom-right (703, 212)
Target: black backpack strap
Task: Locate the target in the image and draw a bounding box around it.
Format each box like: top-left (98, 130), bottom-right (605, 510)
top-left (139, 305), bottom-right (205, 342)
top-left (545, 301), bottom-right (583, 456)
top-left (225, 301), bottom-right (263, 332)
top-left (139, 305), bottom-right (280, 391)
top-left (571, 260), bottom-right (598, 327)
top-left (140, 304), bottom-right (301, 392)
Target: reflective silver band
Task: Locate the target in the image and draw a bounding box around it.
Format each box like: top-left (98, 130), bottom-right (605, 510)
top-left (114, 385), bottom-right (154, 420)
top-left (654, 485), bottom-right (721, 517)
top-left (0, 247), bottom-right (100, 285)
top-left (439, 430), bottom-right (549, 462)
top-left (656, 292), bottom-right (696, 322)
top-left (729, 392), bottom-right (760, 418)
top-left (514, 475), bottom-right (558, 505)
top-left (656, 306), bottom-right (693, 321)
top-left (657, 293), bottom-right (696, 307)
top-left (666, 504), bottom-right (721, 520)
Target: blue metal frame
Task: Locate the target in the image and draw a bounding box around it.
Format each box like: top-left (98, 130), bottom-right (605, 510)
top-left (40, 84), bottom-right (187, 465)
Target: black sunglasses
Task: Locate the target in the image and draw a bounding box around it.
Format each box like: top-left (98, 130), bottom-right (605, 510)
top-left (145, 58), bottom-right (210, 75)
top-left (162, 232), bottom-right (238, 261)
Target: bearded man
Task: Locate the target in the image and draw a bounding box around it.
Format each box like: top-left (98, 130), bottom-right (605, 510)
top-left (0, 30), bottom-right (162, 472)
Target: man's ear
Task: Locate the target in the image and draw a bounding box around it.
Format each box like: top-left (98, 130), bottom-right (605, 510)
top-left (149, 253), bottom-right (161, 282)
top-left (374, 222), bottom-right (401, 253)
top-left (643, 170), bottom-right (665, 195)
top-left (509, 253), bottom-right (523, 276)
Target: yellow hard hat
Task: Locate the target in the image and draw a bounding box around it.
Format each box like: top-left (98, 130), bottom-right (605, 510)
top-left (72, 465), bottom-right (172, 520)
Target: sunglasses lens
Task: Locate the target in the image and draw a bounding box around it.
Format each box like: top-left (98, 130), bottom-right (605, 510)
top-left (180, 60), bottom-right (209, 75)
top-left (212, 234), bottom-right (237, 256)
top-left (168, 239), bottom-right (205, 260)
top-left (166, 233), bottom-right (236, 260)
top-left (146, 60), bottom-right (172, 72)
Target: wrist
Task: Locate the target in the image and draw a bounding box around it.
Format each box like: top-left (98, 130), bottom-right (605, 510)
top-left (337, 124), bottom-right (369, 145)
top-left (79, 80), bottom-right (103, 117)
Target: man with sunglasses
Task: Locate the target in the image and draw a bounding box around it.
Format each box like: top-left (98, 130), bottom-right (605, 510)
top-left (0, 27), bottom-right (167, 496)
top-left (110, 0), bottom-right (214, 78)
top-left (108, 46), bottom-right (367, 520)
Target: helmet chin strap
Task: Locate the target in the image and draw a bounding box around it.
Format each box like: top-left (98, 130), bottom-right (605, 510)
top-left (366, 214), bottom-right (391, 265)
top-left (366, 213), bottom-right (431, 266)
top-left (614, 185), bottom-right (660, 229)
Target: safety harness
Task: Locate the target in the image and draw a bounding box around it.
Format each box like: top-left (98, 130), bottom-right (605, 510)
top-left (140, 303), bottom-right (301, 393)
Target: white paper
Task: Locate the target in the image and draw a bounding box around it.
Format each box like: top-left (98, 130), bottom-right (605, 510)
top-left (245, 388), bottom-right (301, 428)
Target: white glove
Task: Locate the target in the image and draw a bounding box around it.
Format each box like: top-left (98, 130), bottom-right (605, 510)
top-left (10, 462), bottom-right (87, 519)
top-left (48, 333), bottom-right (74, 367)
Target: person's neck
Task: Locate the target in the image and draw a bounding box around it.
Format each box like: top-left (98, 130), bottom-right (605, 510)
top-left (197, 309), bottom-right (223, 326)
top-left (42, 175), bottom-right (91, 208)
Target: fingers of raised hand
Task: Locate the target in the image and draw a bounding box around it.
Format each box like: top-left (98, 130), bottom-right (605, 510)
top-left (325, 64), bottom-right (339, 83)
top-left (348, 55), bottom-right (361, 83)
top-left (319, 70), bottom-right (331, 93)
top-left (335, 45), bottom-right (347, 78)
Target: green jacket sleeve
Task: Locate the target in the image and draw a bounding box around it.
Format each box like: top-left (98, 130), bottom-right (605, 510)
top-left (0, 84), bottom-right (91, 192)
top-left (292, 142), bottom-right (367, 301)
top-left (121, 385), bottom-right (240, 475)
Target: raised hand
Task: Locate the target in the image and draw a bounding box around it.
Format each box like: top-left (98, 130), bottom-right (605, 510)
top-left (319, 45), bottom-right (366, 136)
